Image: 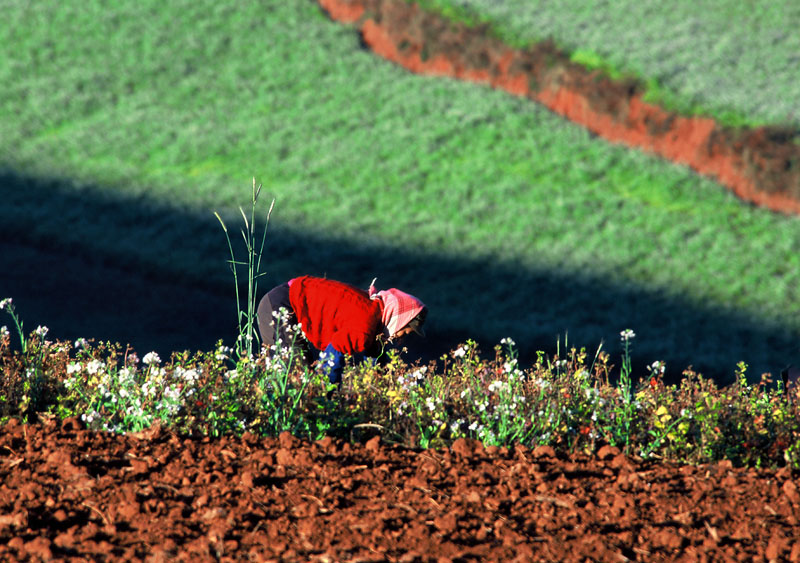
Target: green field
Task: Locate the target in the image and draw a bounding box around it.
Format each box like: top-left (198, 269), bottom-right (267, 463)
top-left (419, 0), bottom-right (800, 127)
top-left (2, 0), bottom-right (800, 383)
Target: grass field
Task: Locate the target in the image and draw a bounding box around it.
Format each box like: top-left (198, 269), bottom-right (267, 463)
top-left (1, 0), bottom-right (800, 382)
top-left (418, 0), bottom-right (800, 128)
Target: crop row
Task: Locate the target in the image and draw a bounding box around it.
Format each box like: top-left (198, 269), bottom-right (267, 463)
top-left (2, 308), bottom-right (799, 469)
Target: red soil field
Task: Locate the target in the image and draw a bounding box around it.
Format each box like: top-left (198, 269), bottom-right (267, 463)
top-left (318, 0), bottom-right (800, 216)
top-left (2, 417), bottom-right (800, 561)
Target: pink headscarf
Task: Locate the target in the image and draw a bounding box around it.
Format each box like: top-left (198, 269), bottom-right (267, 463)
top-left (369, 279), bottom-right (426, 338)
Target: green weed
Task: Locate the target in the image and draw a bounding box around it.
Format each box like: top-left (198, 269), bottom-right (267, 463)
top-left (214, 178), bottom-right (274, 361)
top-left (0, 299), bottom-right (58, 422)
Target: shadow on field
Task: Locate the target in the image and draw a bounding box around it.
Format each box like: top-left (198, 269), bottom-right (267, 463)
top-left (1, 170), bottom-right (797, 386)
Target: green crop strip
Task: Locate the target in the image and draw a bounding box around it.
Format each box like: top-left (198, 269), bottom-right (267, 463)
top-left (408, 0), bottom-right (800, 129)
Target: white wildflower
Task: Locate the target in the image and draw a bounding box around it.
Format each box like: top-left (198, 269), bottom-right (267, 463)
top-left (81, 410), bottom-right (100, 425)
top-left (143, 352), bottom-right (161, 366)
top-left (86, 359), bottom-right (105, 376)
top-left (500, 337), bottom-right (515, 347)
top-left (163, 385), bottom-right (181, 402)
top-left (119, 367), bottom-right (135, 384)
top-left (0, 326), bottom-right (8, 339)
top-left (176, 367), bottom-right (200, 385)
top-left (66, 362), bottom-right (82, 376)
top-left (620, 329), bottom-right (636, 341)
top-left (74, 338), bottom-right (89, 349)
top-left (34, 325), bottom-right (49, 338)
top-left (0, 298), bottom-right (11, 311)
top-left (319, 351), bottom-right (335, 368)
top-left (453, 346), bottom-right (466, 358)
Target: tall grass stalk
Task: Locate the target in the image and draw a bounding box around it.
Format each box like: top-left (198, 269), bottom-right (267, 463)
top-left (214, 184), bottom-right (326, 439)
top-left (614, 329), bottom-right (636, 453)
top-left (215, 178), bottom-right (275, 360)
top-left (1, 298), bottom-right (28, 354)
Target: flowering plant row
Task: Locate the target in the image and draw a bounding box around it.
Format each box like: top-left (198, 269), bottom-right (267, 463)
top-left (3, 295), bottom-right (799, 469)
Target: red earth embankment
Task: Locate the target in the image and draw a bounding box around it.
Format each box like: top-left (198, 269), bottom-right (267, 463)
top-left (2, 417), bottom-right (800, 561)
top-left (319, 0), bottom-right (800, 215)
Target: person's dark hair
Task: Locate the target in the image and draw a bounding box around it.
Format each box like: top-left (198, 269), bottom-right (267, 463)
top-left (410, 307), bottom-right (427, 328)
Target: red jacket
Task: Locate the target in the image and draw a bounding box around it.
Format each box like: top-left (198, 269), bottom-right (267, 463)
top-left (289, 276), bottom-right (383, 354)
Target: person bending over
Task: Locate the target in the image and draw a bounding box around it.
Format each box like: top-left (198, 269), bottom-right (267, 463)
top-left (256, 275), bottom-right (426, 384)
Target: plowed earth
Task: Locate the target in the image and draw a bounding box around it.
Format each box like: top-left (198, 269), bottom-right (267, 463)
top-left (2, 418), bottom-right (800, 562)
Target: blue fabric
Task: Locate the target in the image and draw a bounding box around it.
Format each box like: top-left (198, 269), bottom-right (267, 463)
top-left (319, 343), bottom-right (376, 384)
top-left (320, 343), bottom-right (346, 384)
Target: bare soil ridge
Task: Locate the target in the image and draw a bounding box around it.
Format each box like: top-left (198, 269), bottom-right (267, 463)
top-left (2, 417), bottom-right (800, 561)
top-left (319, 0), bottom-right (800, 216)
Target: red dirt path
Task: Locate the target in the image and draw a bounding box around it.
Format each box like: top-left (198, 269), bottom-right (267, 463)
top-left (3, 417), bottom-right (800, 561)
top-left (318, 0), bottom-right (800, 216)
